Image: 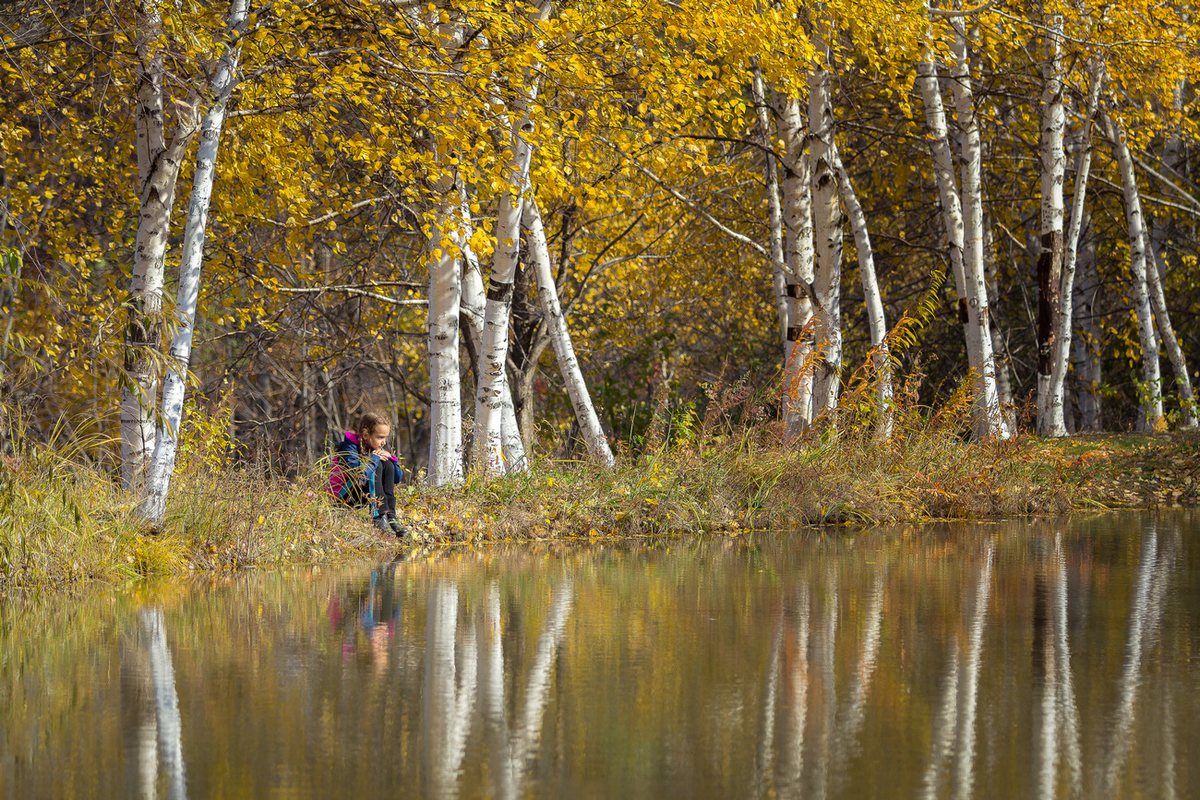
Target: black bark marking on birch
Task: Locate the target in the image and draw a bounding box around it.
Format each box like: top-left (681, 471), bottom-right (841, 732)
top-left (958, 297), bottom-right (969, 324)
top-left (786, 283), bottom-right (803, 299)
top-left (787, 326), bottom-right (802, 342)
top-left (486, 280), bottom-right (514, 302)
top-left (1036, 230), bottom-right (1062, 377)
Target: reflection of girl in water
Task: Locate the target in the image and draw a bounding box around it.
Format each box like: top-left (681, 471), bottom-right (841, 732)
top-left (327, 563), bottom-right (401, 668)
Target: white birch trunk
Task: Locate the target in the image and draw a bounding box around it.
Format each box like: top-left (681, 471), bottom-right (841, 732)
top-left (474, 3), bottom-right (550, 475)
top-left (140, 0), bottom-right (248, 525)
top-left (523, 198), bottom-right (615, 467)
top-left (1036, 12), bottom-right (1067, 436)
top-left (459, 190), bottom-right (528, 470)
top-left (427, 179), bottom-right (465, 486)
top-left (808, 65), bottom-right (843, 418)
top-left (772, 96), bottom-right (815, 433)
top-left (1142, 228), bottom-right (1197, 427)
top-left (948, 18), bottom-right (1009, 439)
top-left (1146, 81), bottom-right (1195, 428)
top-left (1071, 217), bottom-right (1103, 431)
top-left (1047, 62), bottom-right (1100, 439)
top-left (1104, 109), bottom-right (1164, 430)
top-left (832, 148), bottom-right (893, 437)
top-left (751, 69), bottom-right (789, 356)
top-left (121, 1), bottom-right (194, 490)
top-left (916, 59), bottom-right (976, 367)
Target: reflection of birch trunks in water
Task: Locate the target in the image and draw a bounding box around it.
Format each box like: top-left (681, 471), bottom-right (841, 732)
top-left (922, 541), bottom-right (993, 800)
top-left (133, 607), bottom-right (188, 800)
top-left (1034, 535), bottom-right (1083, 799)
top-left (422, 582), bottom-right (478, 800)
top-left (1097, 526), bottom-right (1176, 797)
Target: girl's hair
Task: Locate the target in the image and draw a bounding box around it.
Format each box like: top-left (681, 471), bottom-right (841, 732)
top-left (357, 410), bottom-right (390, 436)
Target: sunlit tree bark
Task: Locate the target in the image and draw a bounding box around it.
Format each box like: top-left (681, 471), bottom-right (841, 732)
top-left (808, 62), bottom-right (843, 418)
top-left (1103, 108), bottom-right (1163, 431)
top-left (772, 95), bottom-right (815, 433)
top-left (523, 199), bottom-right (614, 467)
top-left (1046, 60), bottom-right (1100, 438)
top-left (1036, 12), bottom-right (1067, 436)
top-left (141, 0), bottom-right (249, 525)
top-left (122, 0), bottom-right (196, 490)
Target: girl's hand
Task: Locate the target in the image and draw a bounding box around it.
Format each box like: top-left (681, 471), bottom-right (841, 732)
top-left (374, 448), bottom-right (393, 460)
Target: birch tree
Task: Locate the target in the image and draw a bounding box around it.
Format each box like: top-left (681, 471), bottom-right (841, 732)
top-left (121, 0), bottom-right (198, 490)
top-left (474, 2), bottom-right (550, 477)
top-left (1045, 60), bottom-right (1101, 438)
top-left (459, 192), bottom-right (528, 471)
top-left (1103, 107), bottom-right (1163, 431)
top-left (427, 179), bottom-right (466, 486)
top-left (141, 0), bottom-right (250, 525)
top-left (772, 95), bottom-right (816, 433)
top-left (751, 68), bottom-right (789, 357)
top-left (808, 57), bottom-right (843, 418)
top-left (1035, 11), bottom-right (1067, 436)
top-left (523, 198), bottom-right (615, 467)
top-left (833, 148), bottom-right (892, 437)
top-left (947, 13), bottom-right (1008, 439)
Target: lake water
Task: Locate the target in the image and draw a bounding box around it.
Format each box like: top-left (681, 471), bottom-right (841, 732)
top-left (2, 512), bottom-right (1197, 798)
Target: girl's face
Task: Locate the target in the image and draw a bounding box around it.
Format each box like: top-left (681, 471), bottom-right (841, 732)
top-left (362, 424), bottom-right (389, 452)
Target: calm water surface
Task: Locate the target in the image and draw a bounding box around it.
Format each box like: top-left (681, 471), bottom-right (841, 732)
top-left (2, 512), bottom-right (1199, 798)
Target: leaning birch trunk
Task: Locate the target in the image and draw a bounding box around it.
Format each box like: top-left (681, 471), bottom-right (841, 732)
top-left (474, 5), bottom-right (550, 475)
top-left (772, 95), bottom-right (815, 433)
top-left (751, 68), bottom-right (789, 356)
top-left (915, 60), bottom-right (981, 388)
top-left (140, 0), bottom-right (248, 525)
top-left (1046, 61), bottom-right (1101, 437)
top-left (983, 223), bottom-right (1016, 431)
top-left (832, 147), bottom-right (893, 438)
top-left (1071, 218), bottom-right (1103, 431)
top-left (427, 179), bottom-right (465, 486)
top-left (523, 198), bottom-right (615, 467)
top-left (1103, 108), bottom-right (1163, 430)
top-left (1036, 12), bottom-right (1067, 436)
top-left (1142, 227), bottom-right (1197, 427)
top-left (948, 17), bottom-right (1008, 439)
top-left (808, 64), bottom-right (843, 418)
top-left (459, 190), bottom-right (528, 470)
top-left (121, 1), bottom-right (194, 490)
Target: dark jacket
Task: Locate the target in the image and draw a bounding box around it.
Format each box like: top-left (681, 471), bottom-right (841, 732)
top-left (328, 431), bottom-right (403, 501)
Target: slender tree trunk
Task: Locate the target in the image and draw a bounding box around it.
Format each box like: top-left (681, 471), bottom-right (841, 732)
top-left (808, 64), bottom-right (843, 418)
top-left (141, 0), bottom-right (248, 525)
top-left (427, 178), bottom-right (465, 486)
top-left (948, 17), bottom-right (1008, 439)
top-left (983, 223), bottom-right (1016, 430)
top-left (1103, 108), bottom-right (1163, 430)
top-left (1036, 12), bottom-right (1067, 436)
top-left (1047, 62), bottom-right (1101, 437)
top-left (751, 68), bottom-right (789, 356)
top-left (474, 6), bottom-right (549, 475)
top-left (1142, 227), bottom-right (1197, 427)
top-left (1071, 217), bottom-right (1102, 431)
top-left (916, 60), bottom-right (982, 400)
top-left (523, 198), bottom-right (615, 467)
top-left (121, 1), bottom-right (195, 490)
top-left (772, 96), bottom-right (815, 433)
top-left (459, 189), bottom-right (528, 469)
top-left (832, 147), bottom-right (892, 437)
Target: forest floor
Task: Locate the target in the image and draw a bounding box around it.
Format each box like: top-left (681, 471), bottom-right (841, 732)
top-left (2, 430), bottom-right (1198, 595)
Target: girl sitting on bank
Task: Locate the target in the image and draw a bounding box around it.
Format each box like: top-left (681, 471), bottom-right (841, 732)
top-left (328, 411), bottom-right (408, 537)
